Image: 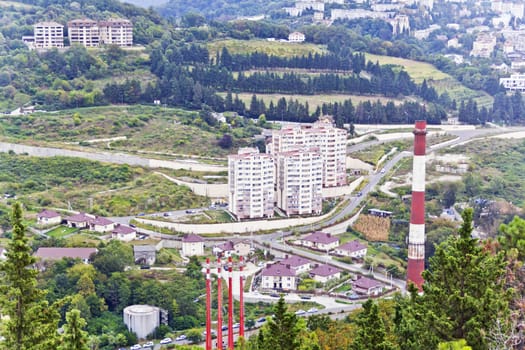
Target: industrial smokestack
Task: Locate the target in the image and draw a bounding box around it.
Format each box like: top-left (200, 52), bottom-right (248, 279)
top-left (407, 120), bottom-right (427, 290)
top-left (227, 257), bottom-right (234, 350)
top-left (205, 258), bottom-right (212, 350)
top-left (217, 258), bottom-right (223, 350)
top-left (239, 256), bottom-right (245, 339)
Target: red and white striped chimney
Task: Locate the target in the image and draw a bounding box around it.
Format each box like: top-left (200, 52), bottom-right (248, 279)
top-left (407, 120), bottom-right (427, 290)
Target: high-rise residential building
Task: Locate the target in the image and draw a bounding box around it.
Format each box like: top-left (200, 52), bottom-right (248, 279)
top-left (228, 148), bottom-right (275, 220)
top-left (99, 18), bottom-right (133, 47)
top-left (68, 18), bottom-right (100, 47)
top-left (276, 148), bottom-right (323, 216)
top-left (267, 117), bottom-right (347, 187)
top-left (33, 22), bottom-right (64, 49)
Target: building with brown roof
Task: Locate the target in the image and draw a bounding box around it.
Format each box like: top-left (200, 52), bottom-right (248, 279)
top-left (68, 18), bottom-right (100, 47)
top-left (65, 212), bottom-right (95, 229)
top-left (352, 276), bottom-right (383, 296)
top-left (213, 239), bottom-right (251, 257)
top-left (334, 240), bottom-right (367, 259)
top-left (89, 216), bottom-right (115, 233)
top-left (98, 18), bottom-right (133, 47)
top-left (37, 209), bottom-right (62, 226)
top-left (309, 264), bottom-right (341, 283)
top-left (181, 233), bottom-right (205, 256)
top-left (261, 263), bottom-right (297, 291)
top-left (34, 247), bottom-right (98, 264)
top-left (280, 255), bottom-right (312, 275)
top-left (111, 224), bottom-right (137, 242)
top-left (299, 232), bottom-right (340, 251)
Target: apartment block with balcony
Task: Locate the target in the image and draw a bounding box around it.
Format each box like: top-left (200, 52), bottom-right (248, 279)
top-left (267, 117), bottom-right (347, 187)
top-left (228, 148), bottom-right (275, 220)
top-left (99, 18), bottom-right (133, 46)
top-left (276, 148), bottom-right (323, 216)
top-left (33, 22), bottom-right (64, 49)
top-left (68, 18), bottom-right (100, 47)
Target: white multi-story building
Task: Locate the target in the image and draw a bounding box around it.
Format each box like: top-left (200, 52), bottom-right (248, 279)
top-left (228, 148), bottom-right (275, 220)
top-left (99, 18), bottom-right (133, 47)
top-left (471, 32), bottom-right (497, 58)
top-left (276, 148), bottom-right (323, 216)
top-left (492, 0), bottom-right (525, 19)
top-left (33, 22), bottom-right (64, 49)
top-left (500, 74), bottom-right (525, 92)
top-left (68, 18), bottom-right (100, 47)
top-left (267, 118), bottom-right (347, 187)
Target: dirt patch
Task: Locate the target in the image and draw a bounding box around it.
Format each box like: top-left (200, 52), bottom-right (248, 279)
top-left (353, 215), bottom-right (390, 241)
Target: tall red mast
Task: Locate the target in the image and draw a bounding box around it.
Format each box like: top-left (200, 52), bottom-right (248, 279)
top-left (239, 256), bottom-right (245, 340)
top-left (217, 258), bottom-right (223, 350)
top-left (205, 258), bottom-right (212, 350)
top-left (227, 257), bottom-right (234, 350)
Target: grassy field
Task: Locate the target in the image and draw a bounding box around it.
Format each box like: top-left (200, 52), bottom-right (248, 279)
top-left (208, 39), bottom-right (327, 59)
top-left (0, 105), bottom-right (257, 158)
top-left (364, 53), bottom-right (493, 108)
top-left (218, 92), bottom-right (406, 111)
top-left (46, 226), bottom-right (79, 239)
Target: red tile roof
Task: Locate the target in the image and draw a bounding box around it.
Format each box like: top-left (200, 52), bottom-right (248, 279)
top-left (90, 216), bottom-right (113, 226)
top-left (303, 231), bottom-right (339, 245)
top-left (112, 224), bottom-right (136, 235)
top-left (35, 247), bottom-right (97, 261)
top-left (353, 276), bottom-right (382, 289)
top-left (65, 213), bottom-right (93, 223)
top-left (280, 255), bottom-right (311, 268)
top-left (337, 240), bottom-right (367, 252)
top-left (182, 233), bottom-right (204, 243)
top-left (261, 263), bottom-right (295, 277)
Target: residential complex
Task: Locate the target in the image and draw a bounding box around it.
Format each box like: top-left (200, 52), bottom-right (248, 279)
top-left (228, 148), bottom-right (275, 220)
top-left (33, 22), bottom-right (64, 49)
top-left (68, 19), bottom-right (100, 47)
top-left (500, 73), bottom-right (525, 92)
top-left (276, 148), bottom-right (323, 216)
top-left (98, 18), bottom-right (133, 46)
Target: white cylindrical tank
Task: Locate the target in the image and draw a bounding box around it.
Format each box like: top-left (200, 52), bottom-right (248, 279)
top-left (123, 305), bottom-right (160, 339)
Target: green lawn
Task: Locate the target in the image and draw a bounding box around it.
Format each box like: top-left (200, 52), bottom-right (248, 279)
top-left (208, 39), bottom-right (327, 59)
top-left (46, 226), bottom-right (79, 238)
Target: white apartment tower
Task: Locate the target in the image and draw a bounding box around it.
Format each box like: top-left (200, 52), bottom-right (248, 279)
top-left (267, 117), bottom-right (347, 187)
top-left (33, 22), bottom-right (64, 49)
top-left (99, 18), bottom-right (133, 47)
top-left (276, 148), bottom-right (323, 216)
top-left (68, 19), bottom-right (100, 47)
top-left (228, 148), bottom-right (275, 220)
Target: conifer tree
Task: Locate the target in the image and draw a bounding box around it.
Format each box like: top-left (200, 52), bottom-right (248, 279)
top-left (59, 309), bottom-right (89, 350)
top-left (0, 203), bottom-right (60, 350)
top-left (352, 299), bottom-right (395, 350)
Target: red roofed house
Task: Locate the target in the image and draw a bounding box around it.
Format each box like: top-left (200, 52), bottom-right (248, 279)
top-left (65, 212), bottom-right (95, 229)
top-left (37, 209), bottom-right (62, 226)
top-left (261, 263), bottom-right (297, 291)
top-left (34, 247), bottom-right (98, 264)
top-left (213, 239), bottom-right (251, 257)
top-left (309, 264), bottom-right (341, 283)
top-left (280, 255), bottom-right (311, 275)
top-left (300, 231), bottom-right (339, 251)
top-left (111, 224), bottom-right (137, 242)
top-left (352, 276), bottom-right (383, 296)
top-left (89, 216), bottom-right (116, 233)
top-left (181, 233), bottom-right (205, 256)
top-left (334, 240), bottom-right (367, 259)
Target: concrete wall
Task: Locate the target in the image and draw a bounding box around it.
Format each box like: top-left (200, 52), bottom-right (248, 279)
top-left (156, 172), bottom-right (228, 198)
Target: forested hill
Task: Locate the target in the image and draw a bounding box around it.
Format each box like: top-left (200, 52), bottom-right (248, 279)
top-left (1, 0), bottom-right (165, 44)
top-left (157, 0), bottom-right (288, 20)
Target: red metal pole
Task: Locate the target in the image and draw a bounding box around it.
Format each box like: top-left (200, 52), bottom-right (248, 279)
top-left (228, 256), bottom-right (234, 350)
top-left (205, 258), bottom-right (212, 350)
top-left (217, 258), bottom-right (223, 350)
top-left (239, 256), bottom-right (245, 339)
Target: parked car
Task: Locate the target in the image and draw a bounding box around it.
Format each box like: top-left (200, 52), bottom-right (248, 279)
top-left (143, 341), bottom-right (154, 348)
top-left (161, 337), bottom-right (174, 344)
top-left (307, 308), bottom-right (318, 314)
top-left (257, 317), bottom-right (267, 323)
top-left (300, 295), bottom-right (312, 300)
top-left (173, 335), bottom-right (185, 342)
top-left (294, 309), bottom-right (306, 316)
top-left (130, 345), bottom-right (141, 350)
top-left (233, 323), bottom-right (240, 329)
top-left (185, 209), bottom-right (196, 214)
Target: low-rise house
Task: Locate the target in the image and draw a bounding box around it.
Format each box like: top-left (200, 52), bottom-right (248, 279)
top-left (181, 233), bottom-right (205, 256)
top-left (213, 239), bottom-right (251, 257)
top-left (300, 232), bottom-right (339, 251)
top-left (34, 247), bottom-right (98, 264)
top-left (111, 224), bottom-right (137, 242)
top-left (261, 263), bottom-right (297, 291)
top-left (89, 216), bottom-right (115, 233)
top-left (334, 240), bottom-right (367, 259)
top-left (133, 245), bottom-right (156, 265)
top-left (65, 212), bottom-right (94, 229)
top-left (288, 31), bottom-right (305, 43)
top-left (37, 209), bottom-right (62, 226)
top-left (280, 255), bottom-right (311, 275)
top-left (309, 264), bottom-right (341, 283)
top-left (352, 277), bottom-right (383, 296)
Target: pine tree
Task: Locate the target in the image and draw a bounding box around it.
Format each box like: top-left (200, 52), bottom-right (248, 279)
top-left (0, 203), bottom-right (60, 350)
top-left (59, 309), bottom-right (89, 350)
top-left (352, 299), bottom-right (395, 350)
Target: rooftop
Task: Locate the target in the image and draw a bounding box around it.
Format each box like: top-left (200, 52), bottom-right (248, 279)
top-left (261, 263), bottom-right (295, 277)
top-left (310, 264), bottom-right (341, 277)
top-left (353, 276), bottom-right (382, 289)
top-left (337, 240), bottom-right (367, 252)
top-left (182, 233), bottom-right (204, 243)
top-left (35, 247), bottom-right (97, 260)
top-left (90, 216), bottom-right (114, 226)
top-left (38, 209), bottom-right (61, 219)
top-left (65, 212), bottom-right (93, 223)
top-left (280, 255), bottom-right (311, 268)
top-left (112, 224), bottom-right (136, 235)
top-left (302, 231), bottom-right (339, 245)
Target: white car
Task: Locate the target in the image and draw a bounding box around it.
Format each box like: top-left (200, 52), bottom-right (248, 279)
top-left (294, 309), bottom-right (306, 316)
top-left (143, 341), bottom-right (154, 348)
top-left (161, 337), bottom-right (174, 344)
top-left (130, 345), bottom-right (141, 350)
top-left (307, 308), bottom-right (318, 314)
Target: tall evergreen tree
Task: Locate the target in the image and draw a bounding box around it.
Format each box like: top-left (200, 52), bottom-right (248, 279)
top-left (0, 203), bottom-right (60, 350)
top-left (352, 299), bottom-right (395, 350)
top-left (59, 309), bottom-right (89, 350)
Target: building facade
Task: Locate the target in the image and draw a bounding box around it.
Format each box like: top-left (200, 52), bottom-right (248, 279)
top-left (267, 118), bottom-right (347, 188)
top-left (261, 263), bottom-right (297, 291)
top-left (228, 148), bottom-right (275, 220)
top-left (33, 22), bottom-right (64, 49)
top-left (99, 18), bottom-right (133, 46)
top-left (68, 19), bottom-right (100, 47)
top-left (500, 74), bottom-right (525, 92)
top-left (276, 148), bottom-right (323, 216)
